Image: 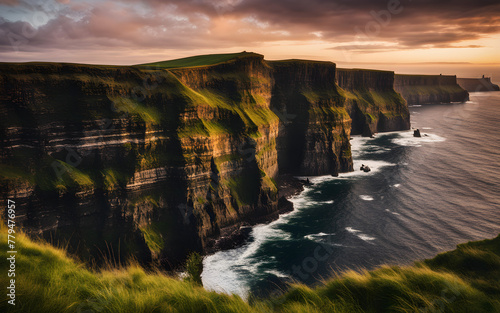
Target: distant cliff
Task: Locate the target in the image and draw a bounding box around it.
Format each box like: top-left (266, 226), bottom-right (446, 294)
top-left (336, 68), bottom-right (410, 136)
top-left (394, 74), bottom-right (469, 105)
top-left (457, 77), bottom-right (500, 92)
top-left (0, 53), bottom-right (409, 268)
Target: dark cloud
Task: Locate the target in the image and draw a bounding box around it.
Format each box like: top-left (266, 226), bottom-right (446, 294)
top-left (0, 0), bottom-right (499, 60)
top-left (0, 0), bottom-right (19, 6)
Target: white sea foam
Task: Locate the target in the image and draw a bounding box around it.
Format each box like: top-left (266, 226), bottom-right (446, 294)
top-left (304, 232), bottom-right (334, 240)
top-left (264, 270), bottom-right (290, 278)
top-left (365, 146), bottom-right (392, 154)
top-left (345, 227), bottom-right (376, 242)
top-left (358, 234), bottom-right (376, 241)
top-left (345, 227), bottom-right (360, 234)
top-left (350, 136), bottom-right (372, 158)
top-left (239, 225), bottom-right (291, 261)
top-left (202, 246), bottom-right (251, 296)
top-left (385, 209), bottom-right (401, 216)
top-left (391, 131), bottom-right (445, 147)
top-left (202, 216), bottom-right (294, 298)
top-left (359, 195), bottom-right (374, 201)
top-left (392, 184), bottom-right (401, 188)
top-left (317, 200), bottom-right (334, 204)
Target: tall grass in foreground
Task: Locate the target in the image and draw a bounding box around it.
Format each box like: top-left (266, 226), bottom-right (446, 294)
top-left (1, 221), bottom-right (499, 312)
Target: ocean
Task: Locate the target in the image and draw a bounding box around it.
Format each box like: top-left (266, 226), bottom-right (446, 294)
top-left (202, 92), bottom-right (500, 298)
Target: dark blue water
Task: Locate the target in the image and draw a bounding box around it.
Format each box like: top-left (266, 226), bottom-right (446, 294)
top-left (202, 92), bottom-right (500, 298)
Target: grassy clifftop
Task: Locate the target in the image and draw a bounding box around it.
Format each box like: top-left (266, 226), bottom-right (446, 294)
top-left (1, 222), bottom-right (499, 312)
top-left (137, 52), bottom-right (261, 69)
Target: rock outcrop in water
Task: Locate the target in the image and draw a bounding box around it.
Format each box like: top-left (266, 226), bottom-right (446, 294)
top-left (457, 77), bottom-right (500, 92)
top-left (393, 74), bottom-right (469, 105)
top-left (0, 52), bottom-right (409, 268)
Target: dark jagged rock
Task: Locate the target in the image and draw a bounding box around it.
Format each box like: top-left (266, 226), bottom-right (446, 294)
top-left (205, 225), bottom-right (252, 253)
top-left (414, 129), bottom-right (421, 137)
top-left (360, 164), bottom-right (371, 172)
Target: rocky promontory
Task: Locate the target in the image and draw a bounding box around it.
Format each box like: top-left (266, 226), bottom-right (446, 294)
top-left (457, 77), bottom-right (500, 92)
top-left (394, 74), bottom-right (469, 105)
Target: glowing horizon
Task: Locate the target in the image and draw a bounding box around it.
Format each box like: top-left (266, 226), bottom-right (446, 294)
top-left (1, 0), bottom-right (499, 81)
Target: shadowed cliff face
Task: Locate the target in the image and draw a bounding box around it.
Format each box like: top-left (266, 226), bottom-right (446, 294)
top-left (270, 61), bottom-right (353, 175)
top-left (394, 74), bottom-right (469, 105)
top-left (336, 69), bottom-right (410, 136)
top-left (0, 54), bottom-right (408, 267)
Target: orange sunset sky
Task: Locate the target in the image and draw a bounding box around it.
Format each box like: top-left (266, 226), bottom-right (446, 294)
top-left (1, 0), bottom-right (499, 82)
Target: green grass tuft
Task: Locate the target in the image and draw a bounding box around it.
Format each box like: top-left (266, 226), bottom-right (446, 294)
top-left (184, 252), bottom-right (204, 286)
top-left (1, 222), bottom-right (499, 312)
top-left (109, 96), bottom-right (161, 125)
top-left (139, 224), bottom-right (165, 254)
top-left (136, 52), bottom-right (260, 69)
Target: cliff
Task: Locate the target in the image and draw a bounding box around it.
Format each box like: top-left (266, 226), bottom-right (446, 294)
top-left (457, 77), bottom-right (500, 92)
top-left (336, 68), bottom-right (410, 136)
top-left (0, 53), bottom-right (408, 268)
top-left (394, 74), bottom-right (469, 105)
top-left (0, 53), bottom-right (283, 267)
top-left (269, 60), bottom-right (352, 175)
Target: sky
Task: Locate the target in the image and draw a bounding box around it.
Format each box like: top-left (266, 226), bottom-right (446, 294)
top-left (0, 0), bottom-right (499, 81)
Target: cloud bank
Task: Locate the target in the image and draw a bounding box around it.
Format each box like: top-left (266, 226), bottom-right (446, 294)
top-left (0, 0), bottom-right (499, 63)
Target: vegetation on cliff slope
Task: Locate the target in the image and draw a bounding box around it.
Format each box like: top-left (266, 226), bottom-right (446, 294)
top-left (1, 221), bottom-right (499, 312)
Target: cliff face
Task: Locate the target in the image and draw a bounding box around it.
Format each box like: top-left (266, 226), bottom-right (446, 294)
top-left (0, 54), bottom-right (408, 267)
top-left (336, 69), bottom-right (410, 136)
top-left (457, 77), bottom-right (500, 92)
top-left (270, 61), bottom-right (353, 175)
top-left (0, 55), bottom-right (282, 267)
top-left (394, 74), bottom-right (469, 105)
top-left (166, 55), bottom-right (282, 253)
